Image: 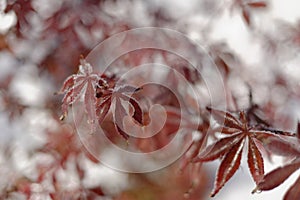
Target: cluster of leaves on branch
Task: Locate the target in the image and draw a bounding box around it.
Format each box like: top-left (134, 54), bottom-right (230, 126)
top-left (60, 56), bottom-right (300, 199)
top-left (59, 58), bottom-right (143, 139)
top-left (194, 107), bottom-right (300, 199)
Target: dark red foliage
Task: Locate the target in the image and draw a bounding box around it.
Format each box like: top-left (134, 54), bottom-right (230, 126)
top-left (60, 58), bottom-right (143, 139)
top-left (97, 84), bottom-right (143, 140)
top-left (258, 134), bottom-right (300, 157)
top-left (255, 160), bottom-right (300, 191)
top-left (194, 107), bottom-right (285, 197)
top-left (59, 59), bottom-right (103, 131)
top-left (254, 137), bottom-right (300, 200)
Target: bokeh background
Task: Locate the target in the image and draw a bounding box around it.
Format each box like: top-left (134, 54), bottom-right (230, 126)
top-left (1, 0), bottom-right (300, 199)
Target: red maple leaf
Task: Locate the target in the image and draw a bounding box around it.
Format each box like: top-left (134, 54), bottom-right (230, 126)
top-left (96, 84), bottom-right (143, 140)
top-left (254, 132), bottom-right (300, 200)
top-left (255, 159), bottom-right (300, 200)
top-left (60, 59), bottom-right (143, 138)
top-left (59, 58), bottom-right (106, 132)
top-left (193, 107), bottom-right (280, 197)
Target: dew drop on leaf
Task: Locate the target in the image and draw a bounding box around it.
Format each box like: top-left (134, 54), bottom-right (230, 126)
top-left (252, 187), bottom-right (262, 194)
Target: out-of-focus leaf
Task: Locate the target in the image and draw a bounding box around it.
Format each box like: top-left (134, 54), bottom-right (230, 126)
top-left (259, 134), bottom-right (300, 157)
top-left (284, 175), bottom-right (300, 200)
top-left (255, 161), bottom-right (300, 191)
top-left (242, 9), bottom-right (251, 26)
top-left (247, 2), bottom-right (267, 8)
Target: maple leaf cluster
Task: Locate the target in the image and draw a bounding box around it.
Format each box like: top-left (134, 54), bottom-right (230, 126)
top-left (254, 129), bottom-right (300, 200)
top-left (60, 58), bottom-right (143, 139)
top-left (59, 56), bottom-right (300, 199)
top-left (192, 106), bottom-right (300, 198)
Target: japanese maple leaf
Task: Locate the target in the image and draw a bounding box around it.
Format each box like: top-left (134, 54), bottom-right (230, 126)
top-left (255, 159), bottom-right (300, 200)
top-left (254, 132), bottom-right (300, 200)
top-left (96, 84), bottom-right (143, 140)
top-left (193, 107), bottom-right (278, 197)
top-left (60, 58), bottom-right (104, 132)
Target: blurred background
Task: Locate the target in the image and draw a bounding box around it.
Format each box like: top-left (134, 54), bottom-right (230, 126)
top-left (0, 0), bottom-right (300, 199)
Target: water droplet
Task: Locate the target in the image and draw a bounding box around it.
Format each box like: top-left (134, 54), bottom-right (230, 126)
top-left (256, 189), bottom-right (262, 194)
top-left (252, 187), bottom-right (262, 194)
